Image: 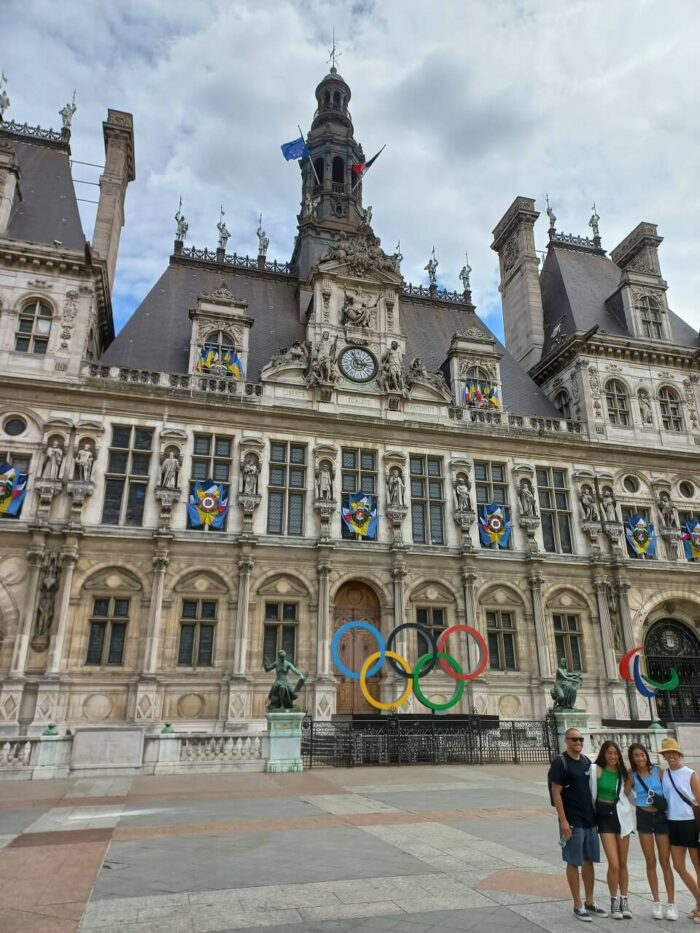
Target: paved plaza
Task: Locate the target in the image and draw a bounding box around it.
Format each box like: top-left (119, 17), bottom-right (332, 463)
top-left (0, 760), bottom-right (699, 933)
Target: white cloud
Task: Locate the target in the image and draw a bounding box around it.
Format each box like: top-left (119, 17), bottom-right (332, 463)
top-left (4, 0), bottom-right (700, 341)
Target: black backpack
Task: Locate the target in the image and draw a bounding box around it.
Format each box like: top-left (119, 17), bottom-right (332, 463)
top-left (548, 752), bottom-right (590, 806)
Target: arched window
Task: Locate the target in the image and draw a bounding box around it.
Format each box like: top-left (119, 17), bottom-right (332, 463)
top-left (323, 91), bottom-right (330, 108)
top-left (464, 366), bottom-right (499, 409)
top-left (332, 90), bottom-right (340, 109)
top-left (15, 299), bottom-right (52, 354)
top-left (554, 389), bottom-right (571, 420)
top-left (332, 156), bottom-right (345, 188)
top-left (313, 157), bottom-right (324, 188)
top-left (605, 379), bottom-right (630, 426)
top-left (196, 330), bottom-right (242, 379)
top-left (658, 386), bottom-right (683, 432)
top-left (638, 294), bottom-right (664, 340)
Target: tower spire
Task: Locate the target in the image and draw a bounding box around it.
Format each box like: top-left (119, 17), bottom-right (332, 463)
top-left (327, 28), bottom-right (342, 74)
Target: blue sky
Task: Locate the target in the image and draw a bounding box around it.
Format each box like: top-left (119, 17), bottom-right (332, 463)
top-left (4, 0), bottom-right (700, 348)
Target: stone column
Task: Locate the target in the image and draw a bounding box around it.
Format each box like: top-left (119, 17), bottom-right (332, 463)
top-left (612, 574), bottom-right (640, 719)
top-left (312, 554), bottom-right (336, 720)
top-left (380, 563), bottom-right (408, 707)
top-left (461, 565), bottom-right (479, 710)
top-left (591, 573), bottom-right (618, 682)
top-left (528, 567), bottom-right (553, 679)
top-left (228, 554), bottom-right (255, 723)
top-left (134, 541), bottom-right (170, 725)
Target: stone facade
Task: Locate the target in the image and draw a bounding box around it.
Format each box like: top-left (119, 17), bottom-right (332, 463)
top-left (0, 72), bottom-right (698, 736)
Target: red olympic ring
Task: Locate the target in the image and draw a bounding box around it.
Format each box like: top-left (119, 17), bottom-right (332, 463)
top-left (437, 624), bottom-right (488, 681)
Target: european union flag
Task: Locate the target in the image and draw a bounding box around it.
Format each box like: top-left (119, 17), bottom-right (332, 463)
top-left (281, 136), bottom-right (308, 161)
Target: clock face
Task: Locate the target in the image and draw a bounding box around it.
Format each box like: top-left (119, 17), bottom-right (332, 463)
top-left (339, 346), bottom-right (377, 383)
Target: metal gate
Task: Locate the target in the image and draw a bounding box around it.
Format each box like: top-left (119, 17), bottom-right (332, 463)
top-left (646, 619), bottom-right (700, 722)
top-left (301, 715), bottom-right (559, 768)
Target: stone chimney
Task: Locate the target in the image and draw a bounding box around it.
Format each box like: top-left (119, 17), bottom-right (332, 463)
top-left (0, 141), bottom-right (20, 236)
top-left (491, 196), bottom-right (545, 372)
top-left (92, 109), bottom-right (135, 293)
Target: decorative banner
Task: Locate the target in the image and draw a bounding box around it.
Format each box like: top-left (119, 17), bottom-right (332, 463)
top-left (464, 384), bottom-right (500, 409)
top-left (0, 462), bottom-right (28, 518)
top-left (681, 519), bottom-right (700, 561)
top-left (331, 620), bottom-right (488, 712)
top-left (341, 491), bottom-right (377, 539)
top-left (196, 345), bottom-right (244, 379)
top-left (187, 480), bottom-right (229, 530)
top-left (478, 504), bottom-right (511, 548)
top-left (619, 646), bottom-right (680, 700)
top-left (625, 514), bottom-right (657, 559)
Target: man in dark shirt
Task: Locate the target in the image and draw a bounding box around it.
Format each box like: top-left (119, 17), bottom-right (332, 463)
top-left (550, 728), bottom-right (608, 922)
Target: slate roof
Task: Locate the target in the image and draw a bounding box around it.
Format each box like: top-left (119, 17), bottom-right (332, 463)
top-left (0, 133), bottom-right (85, 252)
top-left (103, 257), bottom-right (560, 416)
top-left (540, 244), bottom-right (699, 355)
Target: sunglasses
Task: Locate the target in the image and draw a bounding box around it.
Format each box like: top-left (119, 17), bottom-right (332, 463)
top-left (567, 737), bottom-right (584, 742)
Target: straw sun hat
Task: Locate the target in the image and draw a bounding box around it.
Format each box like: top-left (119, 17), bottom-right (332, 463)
top-left (660, 737), bottom-right (683, 756)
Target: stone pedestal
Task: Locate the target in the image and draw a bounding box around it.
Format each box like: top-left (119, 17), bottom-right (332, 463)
top-left (554, 709), bottom-right (590, 756)
top-left (264, 711), bottom-right (305, 772)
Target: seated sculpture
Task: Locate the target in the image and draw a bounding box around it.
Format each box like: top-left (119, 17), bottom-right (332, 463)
top-left (551, 657), bottom-right (582, 711)
top-left (264, 650), bottom-right (306, 711)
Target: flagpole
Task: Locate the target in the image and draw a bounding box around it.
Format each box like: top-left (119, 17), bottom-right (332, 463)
top-left (298, 124), bottom-right (321, 187)
top-left (351, 144), bottom-right (386, 193)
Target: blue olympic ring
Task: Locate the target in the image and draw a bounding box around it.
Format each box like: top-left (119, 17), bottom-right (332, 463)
top-left (332, 620), bottom-right (385, 680)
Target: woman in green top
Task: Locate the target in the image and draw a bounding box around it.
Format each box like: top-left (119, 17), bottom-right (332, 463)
top-left (594, 740), bottom-right (632, 919)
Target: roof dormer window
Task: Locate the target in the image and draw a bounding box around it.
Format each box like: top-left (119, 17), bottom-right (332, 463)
top-left (15, 299), bottom-right (52, 354)
top-left (638, 294), bottom-right (664, 340)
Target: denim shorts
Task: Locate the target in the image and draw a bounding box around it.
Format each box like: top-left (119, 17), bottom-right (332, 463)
top-left (636, 807), bottom-right (669, 835)
top-left (561, 825), bottom-right (600, 866)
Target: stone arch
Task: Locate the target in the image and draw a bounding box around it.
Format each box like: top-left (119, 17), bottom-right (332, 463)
top-left (477, 580), bottom-right (527, 609)
top-left (255, 570), bottom-right (311, 598)
top-left (0, 405), bottom-right (44, 439)
top-left (330, 572), bottom-right (389, 608)
top-left (545, 584), bottom-right (595, 615)
top-left (633, 590), bottom-right (700, 639)
top-left (77, 563), bottom-right (145, 594)
top-left (408, 577), bottom-right (458, 604)
top-left (0, 577), bottom-right (19, 644)
top-left (173, 568), bottom-right (230, 595)
top-left (612, 468), bottom-right (652, 495)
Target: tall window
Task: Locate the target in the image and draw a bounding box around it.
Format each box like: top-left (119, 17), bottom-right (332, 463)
top-left (536, 466), bottom-right (573, 554)
top-left (464, 366), bottom-right (496, 409)
top-left (487, 610), bottom-right (517, 671)
top-left (341, 447), bottom-right (377, 494)
top-left (189, 434), bottom-right (233, 530)
top-left (638, 295), bottom-right (664, 339)
top-left (86, 597), bottom-right (128, 666)
top-left (554, 390), bottom-right (571, 420)
top-left (101, 426), bottom-right (153, 526)
top-left (474, 460), bottom-right (510, 549)
top-left (605, 380), bottom-right (630, 426)
top-left (553, 613), bottom-right (584, 672)
top-left (410, 455), bottom-right (445, 544)
top-left (267, 442), bottom-right (306, 536)
top-left (658, 387), bottom-right (683, 432)
top-left (198, 331), bottom-right (237, 376)
top-left (178, 599), bottom-right (216, 666)
top-left (416, 606), bottom-right (446, 638)
top-left (15, 299), bottom-right (52, 354)
top-left (263, 602), bottom-right (298, 663)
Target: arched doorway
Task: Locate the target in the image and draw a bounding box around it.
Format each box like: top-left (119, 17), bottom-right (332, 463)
top-left (333, 581), bottom-right (382, 715)
top-left (645, 618), bottom-right (700, 721)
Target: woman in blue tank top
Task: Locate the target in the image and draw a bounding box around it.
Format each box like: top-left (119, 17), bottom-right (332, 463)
top-left (625, 742), bottom-right (676, 921)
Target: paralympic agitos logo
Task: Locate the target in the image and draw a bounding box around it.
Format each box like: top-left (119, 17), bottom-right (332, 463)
top-left (618, 646), bottom-right (679, 699)
top-left (331, 621), bottom-right (488, 711)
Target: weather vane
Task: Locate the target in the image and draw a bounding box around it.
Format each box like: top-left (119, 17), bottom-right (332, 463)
top-left (327, 28), bottom-right (342, 73)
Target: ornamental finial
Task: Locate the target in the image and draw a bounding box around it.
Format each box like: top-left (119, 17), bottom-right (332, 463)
top-left (327, 27), bottom-right (342, 74)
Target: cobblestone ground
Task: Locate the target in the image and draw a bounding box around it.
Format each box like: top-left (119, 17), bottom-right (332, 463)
top-left (0, 761), bottom-right (698, 932)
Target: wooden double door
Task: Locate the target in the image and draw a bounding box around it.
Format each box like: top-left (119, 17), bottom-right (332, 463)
top-left (333, 581), bottom-right (382, 714)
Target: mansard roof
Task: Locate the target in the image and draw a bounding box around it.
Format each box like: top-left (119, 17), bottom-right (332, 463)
top-left (0, 129), bottom-right (85, 252)
top-left (540, 244), bottom-right (699, 355)
top-left (102, 254), bottom-right (559, 416)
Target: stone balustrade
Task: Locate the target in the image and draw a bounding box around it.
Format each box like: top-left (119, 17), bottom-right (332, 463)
top-left (588, 727), bottom-right (673, 760)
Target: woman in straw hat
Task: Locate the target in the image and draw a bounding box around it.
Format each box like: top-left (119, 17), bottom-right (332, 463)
top-left (660, 736), bottom-right (700, 922)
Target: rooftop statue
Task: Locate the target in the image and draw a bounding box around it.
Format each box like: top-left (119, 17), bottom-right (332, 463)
top-left (424, 247), bottom-right (438, 287)
top-left (459, 252), bottom-right (472, 293)
top-left (59, 92), bottom-right (76, 130)
top-left (175, 197), bottom-right (188, 242)
top-left (216, 206), bottom-right (230, 250)
top-left (589, 203), bottom-right (601, 239)
top-left (256, 213), bottom-right (269, 257)
top-left (263, 650), bottom-right (306, 711)
top-left (0, 72), bottom-right (10, 119)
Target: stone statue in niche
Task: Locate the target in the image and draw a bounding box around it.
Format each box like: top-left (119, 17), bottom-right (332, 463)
top-left (386, 466), bottom-right (406, 507)
top-left (35, 551), bottom-right (61, 639)
top-left (379, 341), bottom-right (405, 393)
top-left (638, 390), bottom-right (653, 424)
top-left (579, 484), bottom-right (598, 521)
top-left (315, 461), bottom-right (334, 501)
top-left (240, 456), bottom-right (259, 497)
top-left (453, 475), bottom-right (472, 513)
top-left (74, 443), bottom-right (94, 482)
top-left (518, 478), bottom-right (538, 518)
top-left (159, 451), bottom-right (181, 489)
top-left (657, 491), bottom-right (679, 528)
top-left (601, 486), bottom-right (619, 523)
top-left (40, 439), bottom-right (63, 480)
top-left (342, 288), bottom-right (378, 329)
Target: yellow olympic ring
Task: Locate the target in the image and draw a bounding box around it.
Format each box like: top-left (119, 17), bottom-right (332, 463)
top-left (359, 650), bottom-right (413, 710)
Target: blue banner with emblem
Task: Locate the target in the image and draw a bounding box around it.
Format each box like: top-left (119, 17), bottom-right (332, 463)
top-left (342, 491), bottom-right (377, 539)
top-left (188, 480), bottom-right (229, 530)
top-left (625, 514), bottom-right (657, 559)
top-left (682, 519), bottom-right (700, 561)
top-left (0, 462), bottom-right (28, 518)
top-left (478, 503), bottom-right (511, 548)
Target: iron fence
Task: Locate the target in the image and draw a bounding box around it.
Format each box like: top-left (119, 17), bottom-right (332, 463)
top-left (301, 715), bottom-right (558, 768)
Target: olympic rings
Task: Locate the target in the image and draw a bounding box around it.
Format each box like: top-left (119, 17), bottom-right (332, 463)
top-left (437, 625), bottom-right (488, 681)
top-left (386, 623), bottom-right (438, 678)
top-left (332, 620), bottom-right (385, 680)
top-left (331, 619), bottom-right (489, 712)
top-left (359, 651), bottom-right (413, 710)
top-left (412, 652), bottom-right (465, 711)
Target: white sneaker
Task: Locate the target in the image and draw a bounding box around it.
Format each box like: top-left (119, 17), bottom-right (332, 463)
top-left (651, 902), bottom-right (663, 920)
top-left (665, 904), bottom-right (679, 921)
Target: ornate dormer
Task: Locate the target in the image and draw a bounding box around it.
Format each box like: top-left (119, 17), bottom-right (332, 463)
top-left (446, 330), bottom-right (503, 412)
top-left (608, 223), bottom-right (672, 342)
top-left (188, 282), bottom-right (253, 393)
